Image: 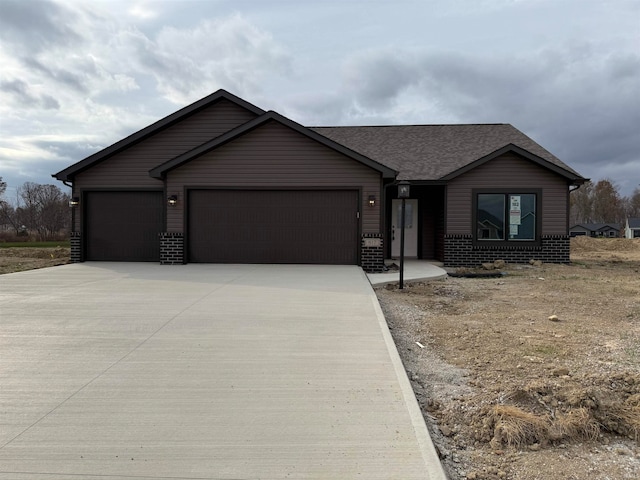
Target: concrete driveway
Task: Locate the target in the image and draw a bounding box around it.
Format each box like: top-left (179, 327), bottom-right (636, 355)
top-left (0, 263), bottom-right (444, 479)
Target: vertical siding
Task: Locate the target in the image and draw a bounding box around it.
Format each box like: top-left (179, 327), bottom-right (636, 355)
top-left (446, 154), bottom-right (570, 235)
top-left (166, 121), bottom-right (382, 233)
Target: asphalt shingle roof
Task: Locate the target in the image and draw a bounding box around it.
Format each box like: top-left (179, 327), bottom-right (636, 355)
top-left (311, 124), bottom-right (583, 181)
top-left (628, 218), bottom-right (640, 228)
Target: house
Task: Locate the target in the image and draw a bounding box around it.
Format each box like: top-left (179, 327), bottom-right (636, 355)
top-left (53, 89), bottom-right (587, 271)
top-left (625, 218), bottom-right (640, 238)
top-left (569, 223), bottom-right (621, 238)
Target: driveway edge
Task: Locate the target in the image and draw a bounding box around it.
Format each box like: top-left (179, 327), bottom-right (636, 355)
top-left (361, 269), bottom-right (448, 479)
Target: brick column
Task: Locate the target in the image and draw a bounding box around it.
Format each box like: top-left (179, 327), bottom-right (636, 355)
top-left (159, 233), bottom-right (184, 265)
top-left (70, 231), bottom-right (82, 263)
top-left (540, 235), bottom-right (570, 263)
top-left (361, 233), bottom-right (384, 273)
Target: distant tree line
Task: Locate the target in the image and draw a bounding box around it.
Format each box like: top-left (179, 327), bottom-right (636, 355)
top-left (570, 179), bottom-right (640, 226)
top-left (0, 177), bottom-right (71, 241)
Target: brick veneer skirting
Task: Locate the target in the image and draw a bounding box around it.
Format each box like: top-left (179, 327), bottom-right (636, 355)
top-left (444, 234), bottom-right (570, 267)
top-left (361, 233), bottom-right (384, 273)
top-left (159, 232), bottom-right (184, 265)
top-left (70, 231), bottom-right (82, 263)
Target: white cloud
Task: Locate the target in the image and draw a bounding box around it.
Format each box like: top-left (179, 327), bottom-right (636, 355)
top-left (128, 2), bottom-right (159, 20)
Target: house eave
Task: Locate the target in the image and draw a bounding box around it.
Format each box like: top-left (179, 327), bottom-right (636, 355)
top-left (149, 111), bottom-right (398, 180)
top-left (440, 144), bottom-right (587, 184)
top-left (53, 90), bottom-right (265, 182)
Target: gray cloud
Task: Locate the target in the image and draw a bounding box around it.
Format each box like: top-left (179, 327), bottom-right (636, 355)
top-left (21, 57), bottom-right (91, 94)
top-left (132, 15), bottom-right (292, 103)
top-left (0, 0), bottom-right (80, 53)
top-left (0, 78), bottom-right (60, 109)
top-left (331, 45), bottom-right (640, 193)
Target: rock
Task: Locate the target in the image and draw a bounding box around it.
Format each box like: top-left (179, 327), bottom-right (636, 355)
top-left (552, 367), bottom-right (570, 376)
top-left (481, 263), bottom-right (495, 270)
top-left (528, 443), bottom-right (541, 451)
top-left (466, 473), bottom-right (478, 480)
top-left (548, 314), bottom-right (559, 322)
top-left (530, 259), bottom-right (543, 266)
top-left (440, 425), bottom-right (453, 437)
top-left (494, 259), bottom-right (506, 268)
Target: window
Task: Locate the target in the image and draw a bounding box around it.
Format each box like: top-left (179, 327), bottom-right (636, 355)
top-left (475, 192), bottom-right (537, 242)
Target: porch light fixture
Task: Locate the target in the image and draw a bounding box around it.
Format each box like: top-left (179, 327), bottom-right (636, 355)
top-left (368, 195), bottom-right (376, 207)
top-left (69, 196), bottom-right (80, 207)
top-left (397, 180), bottom-right (410, 198)
top-left (167, 195), bottom-right (178, 206)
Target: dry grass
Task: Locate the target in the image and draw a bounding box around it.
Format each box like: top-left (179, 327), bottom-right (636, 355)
top-left (488, 405), bottom-right (550, 448)
top-left (552, 408), bottom-right (600, 442)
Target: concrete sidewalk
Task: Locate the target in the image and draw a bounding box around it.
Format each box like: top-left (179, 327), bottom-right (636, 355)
top-left (367, 260), bottom-right (448, 286)
top-left (0, 263), bottom-right (446, 479)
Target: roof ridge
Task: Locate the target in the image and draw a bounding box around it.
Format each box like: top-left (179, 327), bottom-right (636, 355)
top-left (310, 123), bottom-right (510, 128)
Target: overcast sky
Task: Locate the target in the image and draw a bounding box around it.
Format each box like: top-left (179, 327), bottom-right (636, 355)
top-left (1, 0), bottom-right (639, 199)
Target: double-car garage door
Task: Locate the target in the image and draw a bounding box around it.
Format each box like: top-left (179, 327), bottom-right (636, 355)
top-left (84, 190), bottom-right (359, 265)
top-left (188, 190), bottom-right (358, 264)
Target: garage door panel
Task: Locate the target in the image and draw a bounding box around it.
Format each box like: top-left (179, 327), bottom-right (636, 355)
top-left (188, 190), bottom-right (358, 264)
top-left (85, 191), bottom-right (163, 261)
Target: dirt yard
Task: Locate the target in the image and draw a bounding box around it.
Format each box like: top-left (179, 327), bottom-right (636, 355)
top-left (0, 246), bottom-right (70, 274)
top-left (377, 237), bottom-right (640, 479)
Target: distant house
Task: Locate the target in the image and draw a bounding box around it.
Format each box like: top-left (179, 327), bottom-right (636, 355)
top-left (53, 89), bottom-right (587, 270)
top-left (625, 218), bottom-right (640, 239)
top-left (570, 223), bottom-right (621, 238)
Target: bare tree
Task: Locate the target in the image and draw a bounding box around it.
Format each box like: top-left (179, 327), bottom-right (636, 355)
top-left (625, 187), bottom-right (640, 219)
top-left (17, 182), bottom-right (70, 240)
top-left (570, 180), bottom-right (594, 225)
top-left (591, 179), bottom-right (625, 224)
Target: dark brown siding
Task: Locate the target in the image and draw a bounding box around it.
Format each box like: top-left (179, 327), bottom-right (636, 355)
top-left (188, 189), bottom-right (358, 264)
top-left (84, 191), bottom-right (163, 261)
top-left (76, 99), bottom-right (257, 187)
top-left (167, 121), bottom-right (382, 234)
top-left (446, 154), bottom-right (569, 235)
top-left (72, 99), bottom-right (257, 231)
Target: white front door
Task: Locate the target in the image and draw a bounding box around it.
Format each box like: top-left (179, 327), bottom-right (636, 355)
top-left (391, 199), bottom-right (418, 257)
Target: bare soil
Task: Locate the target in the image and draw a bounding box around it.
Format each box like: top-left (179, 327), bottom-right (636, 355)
top-left (0, 247), bottom-right (71, 274)
top-left (376, 237), bottom-right (640, 479)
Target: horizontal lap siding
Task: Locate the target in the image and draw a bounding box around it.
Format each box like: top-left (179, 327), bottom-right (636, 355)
top-left (447, 154), bottom-right (569, 235)
top-left (72, 100), bottom-right (257, 230)
top-left (75, 100), bottom-right (256, 189)
top-left (166, 121), bottom-right (382, 233)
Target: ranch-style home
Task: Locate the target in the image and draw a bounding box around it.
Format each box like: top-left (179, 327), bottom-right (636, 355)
top-left (53, 89), bottom-right (587, 272)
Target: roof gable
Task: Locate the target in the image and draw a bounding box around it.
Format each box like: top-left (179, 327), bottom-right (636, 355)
top-left (149, 111), bottom-right (397, 179)
top-left (440, 144), bottom-right (584, 182)
top-left (53, 90), bottom-right (264, 182)
top-left (312, 124), bottom-right (586, 183)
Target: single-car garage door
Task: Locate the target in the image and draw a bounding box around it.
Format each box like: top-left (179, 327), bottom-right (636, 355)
top-left (85, 191), bottom-right (164, 261)
top-left (188, 190), bottom-right (358, 264)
